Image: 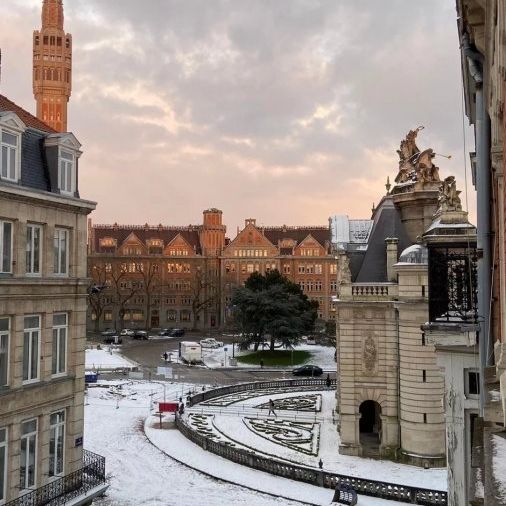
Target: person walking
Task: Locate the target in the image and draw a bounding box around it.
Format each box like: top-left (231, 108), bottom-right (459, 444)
top-left (163, 352), bottom-right (168, 362)
top-left (325, 374), bottom-right (331, 389)
top-left (268, 398), bottom-right (277, 417)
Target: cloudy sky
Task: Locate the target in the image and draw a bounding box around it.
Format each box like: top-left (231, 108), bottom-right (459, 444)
top-left (0, 0), bottom-right (474, 233)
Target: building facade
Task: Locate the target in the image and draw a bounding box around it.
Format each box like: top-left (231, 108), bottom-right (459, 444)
top-left (336, 130), bottom-right (446, 467)
top-left (0, 95), bottom-right (104, 503)
top-left (33, 0), bottom-right (72, 132)
top-left (87, 214), bottom-right (339, 332)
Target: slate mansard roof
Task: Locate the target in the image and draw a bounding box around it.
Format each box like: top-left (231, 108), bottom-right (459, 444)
top-left (0, 94), bottom-right (82, 198)
top-left (262, 226), bottom-right (331, 252)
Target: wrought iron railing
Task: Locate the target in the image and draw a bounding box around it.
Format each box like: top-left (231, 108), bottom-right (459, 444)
top-left (5, 449), bottom-right (106, 506)
top-left (175, 414), bottom-right (447, 505)
top-left (428, 245), bottom-right (478, 323)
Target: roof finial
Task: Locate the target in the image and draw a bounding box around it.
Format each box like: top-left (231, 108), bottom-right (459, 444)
top-left (371, 202), bottom-right (376, 214)
top-left (385, 176), bottom-right (391, 195)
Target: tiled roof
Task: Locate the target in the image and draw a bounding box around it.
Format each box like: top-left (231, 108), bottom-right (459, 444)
top-left (92, 225), bottom-right (202, 254)
top-left (262, 226), bottom-right (331, 251)
top-left (0, 94), bottom-right (56, 133)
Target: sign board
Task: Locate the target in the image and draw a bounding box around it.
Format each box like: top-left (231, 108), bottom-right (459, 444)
top-left (75, 436), bottom-right (83, 448)
top-left (164, 367), bottom-right (173, 379)
top-left (128, 371), bottom-right (144, 380)
top-left (158, 402), bottom-right (178, 413)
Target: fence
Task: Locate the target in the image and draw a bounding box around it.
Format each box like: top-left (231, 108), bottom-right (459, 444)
top-left (5, 450), bottom-right (106, 506)
top-left (182, 380), bottom-right (447, 506)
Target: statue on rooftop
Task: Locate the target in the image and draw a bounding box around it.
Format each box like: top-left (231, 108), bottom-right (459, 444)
top-left (437, 176), bottom-right (462, 213)
top-left (414, 148), bottom-right (440, 183)
top-left (395, 127), bottom-right (423, 184)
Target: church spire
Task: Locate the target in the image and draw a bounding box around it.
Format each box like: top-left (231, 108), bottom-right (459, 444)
top-left (33, 0), bottom-right (72, 132)
top-left (41, 0), bottom-right (64, 30)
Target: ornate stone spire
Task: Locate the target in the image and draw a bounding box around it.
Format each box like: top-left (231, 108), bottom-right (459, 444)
top-left (33, 0), bottom-right (72, 132)
top-left (42, 0), bottom-right (64, 30)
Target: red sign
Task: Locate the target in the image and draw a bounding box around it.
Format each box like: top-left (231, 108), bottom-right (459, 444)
top-left (158, 402), bottom-right (178, 413)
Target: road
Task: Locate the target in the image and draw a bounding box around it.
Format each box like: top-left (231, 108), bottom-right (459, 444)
top-left (88, 331), bottom-right (336, 385)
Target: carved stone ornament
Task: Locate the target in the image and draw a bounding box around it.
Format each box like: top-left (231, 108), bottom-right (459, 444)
top-left (338, 253), bottom-right (352, 283)
top-left (394, 127), bottom-right (440, 185)
top-left (436, 175), bottom-right (462, 214)
top-left (363, 335), bottom-right (377, 374)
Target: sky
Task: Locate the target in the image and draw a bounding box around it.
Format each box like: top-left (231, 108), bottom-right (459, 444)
top-left (0, 0), bottom-right (475, 234)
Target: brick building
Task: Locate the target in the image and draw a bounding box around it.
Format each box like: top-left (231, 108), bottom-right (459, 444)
top-left (87, 213), bottom-right (339, 332)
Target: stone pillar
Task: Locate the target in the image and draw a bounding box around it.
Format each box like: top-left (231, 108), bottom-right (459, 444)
top-left (385, 238), bottom-right (398, 282)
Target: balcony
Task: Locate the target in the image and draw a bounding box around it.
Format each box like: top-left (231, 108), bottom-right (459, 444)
top-left (350, 283), bottom-right (398, 300)
top-left (5, 450), bottom-right (107, 506)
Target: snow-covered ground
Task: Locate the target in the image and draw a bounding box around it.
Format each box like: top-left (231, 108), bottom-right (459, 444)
top-left (85, 347), bottom-right (138, 372)
top-left (84, 380), bottom-right (304, 506)
top-left (202, 344), bottom-right (336, 370)
top-left (84, 379), bottom-right (446, 505)
top-left (492, 433), bottom-right (506, 500)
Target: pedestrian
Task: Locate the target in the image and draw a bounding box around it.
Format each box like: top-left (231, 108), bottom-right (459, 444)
top-left (163, 352), bottom-right (168, 362)
top-left (260, 359), bottom-right (264, 369)
top-left (268, 398), bottom-right (277, 417)
top-left (318, 458), bottom-right (323, 469)
top-left (325, 374), bottom-right (331, 389)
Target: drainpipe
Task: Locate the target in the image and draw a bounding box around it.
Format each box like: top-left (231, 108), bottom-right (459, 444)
top-left (395, 306), bottom-right (401, 453)
top-left (462, 31), bottom-right (492, 414)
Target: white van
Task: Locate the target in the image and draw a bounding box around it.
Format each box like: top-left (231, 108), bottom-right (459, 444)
top-left (180, 341), bottom-right (202, 363)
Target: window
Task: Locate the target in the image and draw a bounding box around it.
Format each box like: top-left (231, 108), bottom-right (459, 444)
top-left (132, 310), bottom-right (143, 321)
top-left (104, 310), bottom-right (112, 321)
top-left (315, 264), bottom-right (322, 275)
top-left (180, 310), bottom-right (191, 321)
top-left (247, 263), bottom-right (254, 273)
top-left (1, 130), bottom-right (18, 181)
top-left (0, 427), bottom-right (6, 502)
top-left (26, 225), bottom-right (42, 275)
top-left (49, 411), bottom-right (65, 477)
top-left (52, 313), bottom-right (67, 376)
top-left (422, 369), bottom-right (426, 382)
top-left (20, 419), bottom-right (37, 490)
top-left (330, 264), bottom-right (337, 275)
top-left (298, 265), bottom-right (305, 274)
top-left (167, 310), bottom-right (177, 321)
top-left (0, 221), bottom-right (12, 274)
top-left (0, 318), bottom-right (9, 387)
top-left (54, 228), bottom-right (69, 275)
top-left (465, 370), bottom-right (480, 397)
top-left (59, 150), bottom-right (74, 194)
top-left (283, 265), bottom-right (290, 274)
top-left (23, 316), bottom-right (40, 382)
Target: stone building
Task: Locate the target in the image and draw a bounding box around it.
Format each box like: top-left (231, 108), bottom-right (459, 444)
top-left (88, 214), bottom-right (339, 332)
top-left (0, 95), bottom-right (104, 502)
top-left (33, 0), bottom-right (72, 132)
top-left (336, 129), bottom-right (446, 467)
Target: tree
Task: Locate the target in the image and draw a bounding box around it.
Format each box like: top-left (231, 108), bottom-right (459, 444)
top-left (88, 260), bottom-right (111, 332)
top-left (136, 260), bottom-right (160, 330)
top-left (189, 267), bottom-right (216, 330)
top-left (232, 270), bottom-right (318, 351)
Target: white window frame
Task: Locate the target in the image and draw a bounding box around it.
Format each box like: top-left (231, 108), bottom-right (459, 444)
top-left (49, 411), bottom-right (65, 478)
top-left (0, 128), bottom-right (19, 182)
top-left (26, 224), bottom-right (42, 276)
top-left (23, 315), bottom-right (40, 384)
top-left (0, 318), bottom-right (9, 388)
top-left (58, 148), bottom-right (74, 195)
top-left (0, 427), bottom-right (7, 504)
top-left (19, 419), bottom-right (37, 491)
top-left (0, 221), bottom-right (13, 274)
top-left (52, 313), bottom-right (67, 376)
top-left (54, 228), bottom-right (69, 276)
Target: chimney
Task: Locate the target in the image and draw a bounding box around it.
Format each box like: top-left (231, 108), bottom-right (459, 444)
top-left (385, 237), bottom-right (399, 282)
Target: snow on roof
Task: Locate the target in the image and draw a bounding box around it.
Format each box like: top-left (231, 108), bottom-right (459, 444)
top-left (330, 215), bottom-right (373, 249)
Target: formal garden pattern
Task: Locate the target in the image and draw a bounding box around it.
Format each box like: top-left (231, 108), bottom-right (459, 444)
top-left (256, 393), bottom-right (321, 412)
top-left (243, 417), bottom-right (320, 455)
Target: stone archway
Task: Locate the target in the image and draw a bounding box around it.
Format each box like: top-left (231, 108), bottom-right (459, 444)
top-left (359, 400), bottom-right (382, 456)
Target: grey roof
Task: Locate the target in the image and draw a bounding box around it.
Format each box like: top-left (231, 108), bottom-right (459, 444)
top-left (20, 129), bottom-right (51, 192)
top-left (355, 197), bottom-right (412, 282)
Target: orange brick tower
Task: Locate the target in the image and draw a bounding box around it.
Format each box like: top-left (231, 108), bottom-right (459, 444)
top-left (200, 208), bottom-right (226, 257)
top-left (33, 0), bottom-right (72, 132)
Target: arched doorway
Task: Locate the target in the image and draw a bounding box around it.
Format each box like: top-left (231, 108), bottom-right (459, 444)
top-left (359, 400), bottom-right (381, 455)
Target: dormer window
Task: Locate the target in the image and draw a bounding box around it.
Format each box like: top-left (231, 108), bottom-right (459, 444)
top-left (59, 149), bottom-right (74, 194)
top-left (1, 129), bottom-right (19, 182)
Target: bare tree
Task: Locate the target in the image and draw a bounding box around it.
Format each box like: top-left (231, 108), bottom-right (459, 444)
top-left (136, 260), bottom-right (161, 330)
top-left (88, 260), bottom-right (111, 332)
top-left (190, 266), bottom-right (217, 329)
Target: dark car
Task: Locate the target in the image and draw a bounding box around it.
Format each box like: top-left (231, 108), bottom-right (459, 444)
top-left (292, 365), bottom-right (323, 377)
top-left (158, 328), bottom-right (174, 336)
top-left (132, 330), bottom-right (149, 340)
top-left (103, 334), bottom-right (122, 344)
top-left (169, 328), bottom-right (185, 337)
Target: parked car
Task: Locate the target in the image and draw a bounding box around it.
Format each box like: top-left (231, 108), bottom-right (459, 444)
top-left (101, 328), bottom-right (117, 337)
top-left (169, 328), bottom-right (185, 337)
top-left (292, 365), bottom-right (323, 377)
top-left (120, 329), bottom-right (135, 336)
top-left (158, 328), bottom-right (174, 337)
top-left (103, 334), bottom-right (122, 344)
top-left (200, 338), bottom-right (223, 348)
top-left (132, 330), bottom-right (149, 340)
